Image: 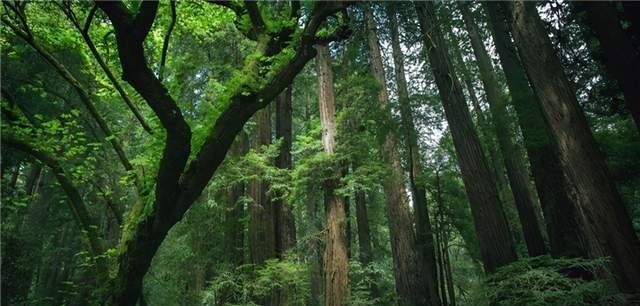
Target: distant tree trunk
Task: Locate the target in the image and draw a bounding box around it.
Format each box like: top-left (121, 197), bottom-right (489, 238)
top-left (275, 86), bottom-right (297, 256)
top-left (387, 4), bottom-right (442, 304)
top-left (316, 44), bottom-right (350, 306)
top-left (460, 4), bottom-right (547, 257)
top-left (505, 1), bottom-right (640, 292)
top-left (355, 190), bottom-right (373, 268)
top-left (576, 2), bottom-right (640, 131)
top-left (621, 2), bottom-right (640, 51)
top-left (225, 132), bottom-right (249, 266)
top-left (364, 4), bottom-right (434, 305)
top-left (249, 107), bottom-right (276, 264)
top-left (415, 1), bottom-right (517, 273)
top-left (484, 2), bottom-right (587, 259)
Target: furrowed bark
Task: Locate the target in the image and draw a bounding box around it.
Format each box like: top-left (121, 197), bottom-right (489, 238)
top-left (316, 44), bottom-right (350, 306)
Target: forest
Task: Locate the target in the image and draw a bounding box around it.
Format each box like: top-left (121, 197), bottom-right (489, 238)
top-left (2, 1), bottom-right (640, 306)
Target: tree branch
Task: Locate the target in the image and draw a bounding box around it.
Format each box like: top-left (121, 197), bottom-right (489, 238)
top-left (158, 0), bottom-right (177, 82)
top-left (2, 135), bottom-right (107, 277)
top-left (58, 1), bottom-right (154, 134)
top-left (245, 0), bottom-right (265, 31)
top-left (97, 1), bottom-right (191, 209)
top-left (177, 1), bottom-right (350, 212)
top-left (2, 15), bottom-right (134, 172)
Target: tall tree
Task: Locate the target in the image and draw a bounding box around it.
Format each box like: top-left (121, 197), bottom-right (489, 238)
top-left (483, 2), bottom-right (587, 259)
top-left (77, 2), bottom-right (349, 304)
top-left (459, 4), bottom-right (547, 257)
top-left (364, 4), bottom-right (435, 305)
top-left (316, 44), bottom-right (350, 306)
top-left (575, 2), bottom-right (640, 131)
top-left (275, 87), bottom-right (297, 256)
top-left (248, 107), bottom-right (276, 264)
top-left (225, 132), bottom-right (249, 266)
top-left (505, 1), bottom-right (640, 292)
top-left (387, 3), bottom-right (441, 304)
top-left (414, 1), bottom-right (517, 273)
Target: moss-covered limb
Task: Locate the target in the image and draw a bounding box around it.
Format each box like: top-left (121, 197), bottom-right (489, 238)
top-left (1, 15), bottom-right (134, 173)
top-left (2, 135), bottom-right (108, 279)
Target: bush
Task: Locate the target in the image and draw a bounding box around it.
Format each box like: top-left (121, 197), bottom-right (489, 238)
top-left (202, 255), bottom-right (310, 306)
top-left (483, 256), bottom-right (624, 306)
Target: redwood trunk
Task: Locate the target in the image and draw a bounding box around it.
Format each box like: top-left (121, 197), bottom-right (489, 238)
top-left (460, 4), bottom-right (547, 257)
top-left (415, 1), bottom-right (517, 273)
top-left (506, 1), bottom-right (640, 292)
top-left (364, 4), bottom-right (433, 305)
top-left (577, 1), bottom-right (640, 131)
top-left (484, 2), bottom-right (586, 259)
top-left (249, 107), bottom-right (276, 264)
top-left (275, 86), bottom-right (297, 256)
top-left (316, 44), bottom-right (350, 306)
top-left (388, 4), bottom-right (441, 304)
top-left (225, 132), bottom-right (249, 265)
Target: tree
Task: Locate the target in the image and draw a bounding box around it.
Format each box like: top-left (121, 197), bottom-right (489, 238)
top-left (387, 3), bottom-right (441, 304)
top-left (483, 2), bottom-right (587, 259)
top-left (505, 1), bottom-right (640, 292)
top-left (459, 3), bottom-right (547, 257)
top-left (575, 2), bottom-right (640, 131)
top-left (364, 4), bottom-right (435, 305)
top-left (414, 1), bottom-right (517, 273)
top-left (316, 44), bottom-right (350, 306)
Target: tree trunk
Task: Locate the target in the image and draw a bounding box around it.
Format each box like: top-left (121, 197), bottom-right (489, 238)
top-left (225, 132), bottom-right (249, 266)
top-left (460, 4), bottom-right (547, 257)
top-left (505, 1), bottom-right (640, 292)
top-left (415, 1), bottom-right (517, 273)
top-left (316, 44), bottom-right (350, 306)
top-left (484, 2), bottom-right (587, 259)
top-left (355, 190), bottom-right (373, 268)
top-left (275, 86), bottom-right (297, 256)
top-left (249, 106), bottom-right (277, 264)
top-left (448, 31), bottom-right (512, 217)
top-left (364, 4), bottom-right (434, 305)
top-left (387, 4), bottom-right (442, 304)
top-left (576, 1), bottom-right (640, 131)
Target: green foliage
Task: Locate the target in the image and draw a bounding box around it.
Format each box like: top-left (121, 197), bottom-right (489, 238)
top-left (482, 256), bottom-right (624, 306)
top-left (202, 255), bottom-right (310, 306)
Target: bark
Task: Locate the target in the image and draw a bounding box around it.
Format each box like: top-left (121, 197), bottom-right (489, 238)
top-left (414, 1), bottom-right (517, 273)
top-left (387, 3), bottom-right (441, 304)
top-left (316, 44), bottom-right (350, 306)
top-left (275, 86), bottom-right (297, 256)
top-left (505, 1), bottom-right (640, 292)
top-left (364, 4), bottom-right (432, 305)
top-left (460, 4), bottom-right (547, 257)
top-left (576, 2), bottom-right (640, 131)
top-left (225, 132), bottom-right (249, 265)
top-left (484, 2), bottom-right (586, 259)
top-left (249, 106), bottom-right (277, 264)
